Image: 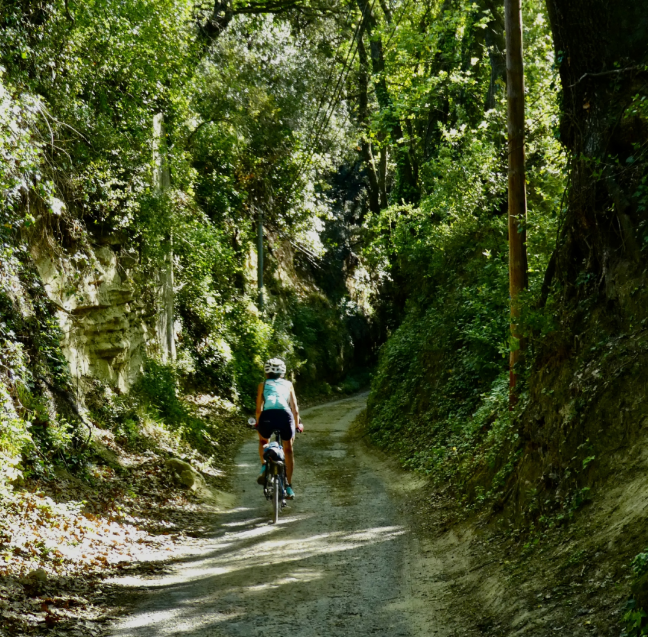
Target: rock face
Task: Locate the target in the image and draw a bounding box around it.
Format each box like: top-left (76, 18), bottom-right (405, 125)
top-left (32, 241), bottom-right (152, 392)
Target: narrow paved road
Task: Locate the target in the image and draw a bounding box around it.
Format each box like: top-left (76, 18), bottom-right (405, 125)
top-left (110, 394), bottom-right (455, 637)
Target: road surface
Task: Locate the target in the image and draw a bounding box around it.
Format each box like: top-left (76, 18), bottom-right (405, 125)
top-left (110, 393), bottom-right (461, 637)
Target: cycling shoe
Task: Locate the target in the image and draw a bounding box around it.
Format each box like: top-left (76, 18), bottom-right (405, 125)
top-left (257, 464), bottom-right (266, 485)
top-left (285, 484), bottom-right (295, 499)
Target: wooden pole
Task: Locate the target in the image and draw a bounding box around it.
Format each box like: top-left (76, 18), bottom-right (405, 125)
top-left (504, 0), bottom-right (528, 404)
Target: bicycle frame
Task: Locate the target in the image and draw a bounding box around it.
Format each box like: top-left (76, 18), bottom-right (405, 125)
top-left (262, 429), bottom-right (287, 523)
top-left (248, 417), bottom-right (301, 524)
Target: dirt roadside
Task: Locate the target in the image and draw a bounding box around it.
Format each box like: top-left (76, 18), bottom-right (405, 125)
top-left (368, 433), bottom-right (648, 637)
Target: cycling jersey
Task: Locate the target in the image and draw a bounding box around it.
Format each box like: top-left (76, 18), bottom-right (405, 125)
top-left (263, 378), bottom-right (292, 411)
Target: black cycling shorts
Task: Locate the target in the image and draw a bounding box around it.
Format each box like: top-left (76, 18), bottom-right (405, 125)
top-left (258, 409), bottom-right (295, 442)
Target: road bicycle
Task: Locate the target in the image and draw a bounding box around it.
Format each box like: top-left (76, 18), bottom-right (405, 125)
top-left (248, 418), bottom-right (300, 524)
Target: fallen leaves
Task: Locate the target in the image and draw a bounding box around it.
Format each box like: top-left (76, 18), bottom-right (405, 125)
top-left (0, 396), bottom-right (244, 637)
top-left (0, 448), bottom-right (228, 636)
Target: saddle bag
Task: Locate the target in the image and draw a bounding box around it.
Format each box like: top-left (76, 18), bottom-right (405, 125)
top-left (263, 441), bottom-right (285, 463)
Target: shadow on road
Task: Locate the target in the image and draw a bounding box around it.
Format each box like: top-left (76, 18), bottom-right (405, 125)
top-left (109, 394), bottom-right (421, 637)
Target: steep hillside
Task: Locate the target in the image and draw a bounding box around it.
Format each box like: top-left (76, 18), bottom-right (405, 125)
top-left (0, 1), bottom-right (375, 497)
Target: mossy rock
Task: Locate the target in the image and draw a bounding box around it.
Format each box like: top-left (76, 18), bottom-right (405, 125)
top-left (165, 458), bottom-right (207, 491)
top-left (92, 442), bottom-right (124, 470)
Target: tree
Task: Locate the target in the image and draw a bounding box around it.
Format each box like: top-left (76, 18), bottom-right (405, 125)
top-left (544, 0), bottom-right (648, 294)
top-left (199, 0), bottom-right (346, 42)
top-left (480, 0), bottom-right (507, 111)
top-left (356, 0), bottom-right (419, 204)
top-left (356, 26), bottom-right (381, 214)
top-left (152, 113), bottom-right (176, 363)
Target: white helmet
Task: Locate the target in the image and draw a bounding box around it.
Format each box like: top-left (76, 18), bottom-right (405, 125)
top-left (264, 358), bottom-right (286, 375)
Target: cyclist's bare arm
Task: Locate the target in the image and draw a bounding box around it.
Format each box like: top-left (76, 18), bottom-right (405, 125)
top-left (255, 382), bottom-right (265, 423)
top-left (289, 384), bottom-right (303, 431)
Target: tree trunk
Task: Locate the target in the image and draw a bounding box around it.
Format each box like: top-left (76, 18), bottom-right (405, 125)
top-left (378, 0), bottom-right (392, 23)
top-left (257, 210), bottom-right (264, 312)
top-left (544, 0), bottom-right (648, 296)
top-left (356, 0), bottom-right (419, 204)
top-left (152, 113), bottom-right (176, 363)
top-left (200, 0), bottom-right (233, 43)
top-left (504, 0), bottom-right (528, 402)
top-left (378, 139), bottom-right (388, 208)
top-left (483, 0), bottom-right (506, 111)
top-left (357, 33), bottom-right (381, 214)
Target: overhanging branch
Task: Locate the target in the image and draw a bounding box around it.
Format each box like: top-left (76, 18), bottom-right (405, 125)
top-left (200, 0), bottom-right (345, 43)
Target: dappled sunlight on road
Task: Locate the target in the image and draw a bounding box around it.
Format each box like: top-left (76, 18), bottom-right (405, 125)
top-left (110, 520), bottom-right (405, 589)
top-left (245, 568), bottom-right (323, 592)
top-left (111, 394), bottom-right (419, 637)
top-left (112, 518), bottom-right (407, 637)
top-left (116, 568), bottom-right (325, 636)
top-left (221, 517), bottom-right (266, 528)
top-left (117, 606), bottom-right (243, 636)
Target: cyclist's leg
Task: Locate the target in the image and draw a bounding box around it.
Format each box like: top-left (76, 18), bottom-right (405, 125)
top-left (282, 437), bottom-right (294, 484)
top-left (257, 433), bottom-right (269, 464)
top-left (256, 433), bottom-right (269, 484)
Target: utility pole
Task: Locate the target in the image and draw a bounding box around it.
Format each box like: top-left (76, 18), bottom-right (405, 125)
top-left (257, 210), bottom-right (264, 312)
top-left (504, 0), bottom-right (528, 405)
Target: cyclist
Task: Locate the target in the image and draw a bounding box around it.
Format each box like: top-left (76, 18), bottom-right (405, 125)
top-left (255, 358), bottom-right (303, 499)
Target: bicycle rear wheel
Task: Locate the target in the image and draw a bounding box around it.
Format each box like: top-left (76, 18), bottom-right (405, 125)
top-left (272, 475), bottom-right (280, 524)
